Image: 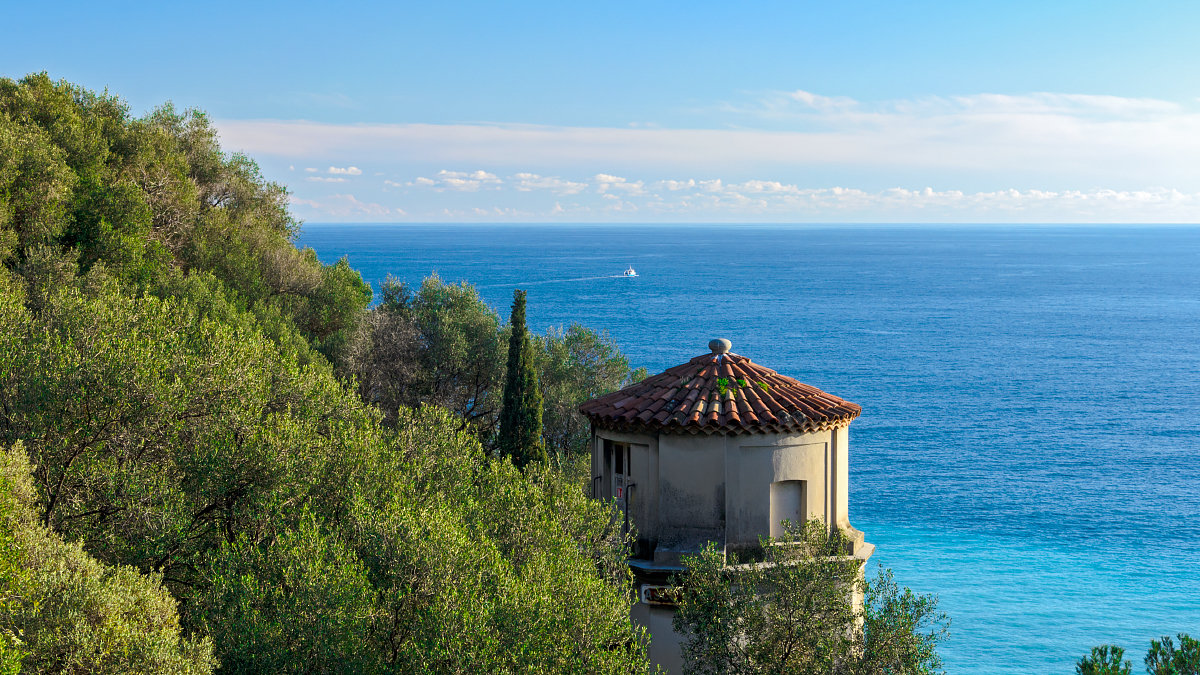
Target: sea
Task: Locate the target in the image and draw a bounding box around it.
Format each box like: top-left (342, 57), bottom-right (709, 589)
top-left (298, 224), bottom-right (1200, 674)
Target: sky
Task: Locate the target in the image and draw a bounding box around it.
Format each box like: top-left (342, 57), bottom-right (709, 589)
top-left (6, 0), bottom-right (1200, 223)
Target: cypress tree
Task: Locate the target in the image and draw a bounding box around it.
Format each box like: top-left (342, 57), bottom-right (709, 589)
top-left (497, 289), bottom-right (546, 467)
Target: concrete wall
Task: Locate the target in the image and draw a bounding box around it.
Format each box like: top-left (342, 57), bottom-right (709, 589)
top-left (725, 430), bottom-right (833, 553)
top-left (594, 429), bottom-right (659, 549)
top-left (593, 425), bottom-right (854, 561)
top-left (631, 601), bottom-right (685, 674)
top-left (654, 433), bottom-right (727, 563)
top-left (594, 423), bottom-right (867, 674)
top-left (834, 424), bottom-right (850, 529)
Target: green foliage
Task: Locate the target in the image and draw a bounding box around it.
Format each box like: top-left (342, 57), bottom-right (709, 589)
top-left (673, 522), bottom-right (862, 675)
top-left (673, 521), bottom-right (947, 675)
top-left (0, 73), bottom-right (167, 285)
top-left (536, 323), bottom-right (636, 456)
top-left (0, 73), bottom-right (653, 673)
top-left (0, 111), bottom-right (74, 263)
top-left (346, 275), bottom-right (505, 431)
top-left (1145, 634), bottom-right (1200, 675)
top-left (0, 73), bottom-right (371, 363)
top-left (861, 567), bottom-right (948, 673)
top-left (1080, 634), bottom-right (1199, 675)
top-left (349, 275), bottom-right (637, 457)
top-left (498, 289), bottom-right (546, 467)
top-left (344, 425), bottom-right (645, 674)
top-left (0, 259), bottom-right (377, 582)
top-left (0, 442), bottom-right (215, 674)
top-left (1079, 646), bottom-right (1133, 675)
top-left (196, 511), bottom-right (379, 673)
top-left (715, 377), bottom-right (730, 396)
top-left (0, 259), bottom-right (648, 672)
top-left (189, 406), bottom-right (648, 674)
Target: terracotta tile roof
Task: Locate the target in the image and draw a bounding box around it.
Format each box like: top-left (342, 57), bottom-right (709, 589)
top-left (579, 349), bottom-right (861, 436)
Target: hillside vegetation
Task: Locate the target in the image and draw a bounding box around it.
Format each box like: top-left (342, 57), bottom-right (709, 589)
top-left (0, 72), bottom-right (961, 675)
top-left (0, 73), bottom-right (648, 673)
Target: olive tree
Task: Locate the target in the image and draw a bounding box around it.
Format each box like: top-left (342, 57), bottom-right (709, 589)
top-left (673, 521), bottom-right (948, 675)
top-left (0, 443), bottom-right (215, 674)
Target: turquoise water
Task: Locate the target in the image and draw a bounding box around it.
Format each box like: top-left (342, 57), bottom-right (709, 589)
top-left (298, 224), bottom-right (1200, 673)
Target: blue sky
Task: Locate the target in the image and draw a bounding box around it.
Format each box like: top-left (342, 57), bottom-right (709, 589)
top-left (6, 1), bottom-right (1200, 222)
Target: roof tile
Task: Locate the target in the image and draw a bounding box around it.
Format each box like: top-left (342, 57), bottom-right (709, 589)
top-left (579, 351), bottom-right (861, 436)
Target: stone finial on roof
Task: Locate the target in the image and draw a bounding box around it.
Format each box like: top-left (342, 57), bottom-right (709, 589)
top-left (708, 338), bottom-right (731, 354)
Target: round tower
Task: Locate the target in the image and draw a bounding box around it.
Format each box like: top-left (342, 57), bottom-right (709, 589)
top-left (578, 339), bottom-right (873, 671)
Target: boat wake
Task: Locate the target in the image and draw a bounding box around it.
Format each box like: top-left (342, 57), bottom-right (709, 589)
top-left (478, 274), bottom-right (631, 288)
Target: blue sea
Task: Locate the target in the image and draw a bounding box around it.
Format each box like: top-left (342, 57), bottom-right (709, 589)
top-left (298, 224), bottom-right (1200, 674)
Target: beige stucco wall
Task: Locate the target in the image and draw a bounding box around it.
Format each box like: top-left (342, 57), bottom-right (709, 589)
top-left (594, 422), bottom-right (869, 674)
top-left (593, 429), bottom-right (659, 547)
top-left (631, 601), bottom-right (685, 674)
top-left (726, 430), bottom-right (831, 553)
top-left (835, 424), bottom-right (850, 529)
top-left (594, 424), bottom-right (857, 562)
top-left (654, 433), bottom-right (727, 563)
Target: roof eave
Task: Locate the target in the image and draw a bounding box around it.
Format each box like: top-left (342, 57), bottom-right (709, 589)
top-left (582, 412), bottom-right (860, 437)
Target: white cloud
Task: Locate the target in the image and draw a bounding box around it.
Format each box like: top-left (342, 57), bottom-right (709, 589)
top-left (290, 193), bottom-right (400, 218)
top-left (655, 179), bottom-right (696, 191)
top-left (437, 205), bottom-right (533, 219)
top-left (938, 92), bottom-right (1181, 118)
top-left (737, 180), bottom-right (801, 195)
top-left (216, 91), bottom-right (1200, 192)
top-left (408, 169), bottom-right (502, 191)
top-left (653, 178), bottom-right (725, 193)
top-left (512, 172), bottom-right (588, 194)
top-left (594, 173), bottom-right (645, 195)
top-left (303, 160), bottom-right (1200, 221)
top-left (215, 89), bottom-right (1200, 222)
top-left (626, 181), bottom-right (1200, 222)
top-left (787, 89), bottom-right (857, 111)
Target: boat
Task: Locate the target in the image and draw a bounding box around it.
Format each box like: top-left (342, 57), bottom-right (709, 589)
top-left (623, 266), bottom-right (638, 277)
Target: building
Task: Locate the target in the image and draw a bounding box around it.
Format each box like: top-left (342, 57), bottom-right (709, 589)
top-left (578, 338), bottom-right (873, 671)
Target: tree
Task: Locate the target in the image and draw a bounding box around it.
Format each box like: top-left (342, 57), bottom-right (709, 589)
top-left (673, 521), bottom-right (947, 675)
top-left (345, 276), bottom-right (643, 459)
top-left (860, 567), bottom-right (948, 673)
top-left (1145, 634), bottom-right (1200, 675)
top-left (536, 324), bottom-right (646, 458)
top-left (1078, 646), bottom-right (1132, 675)
top-left (0, 255), bottom-right (650, 673)
top-left (0, 442), bottom-right (215, 674)
top-left (497, 289), bottom-right (546, 467)
top-left (194, 510), bottom-right (380, 673)
top-left (0, 73), bottom-right (655, 672)
top-left (344, 275), bottom-right (504, 432)
top-left (1078, 634), bottom-right (1199, 675)
top-left (188, 406), bottom-right (649, 674)
top-left (0, 73), bottom-right (372, 366)
top-left (0, 256), bottom-right (382, 583)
